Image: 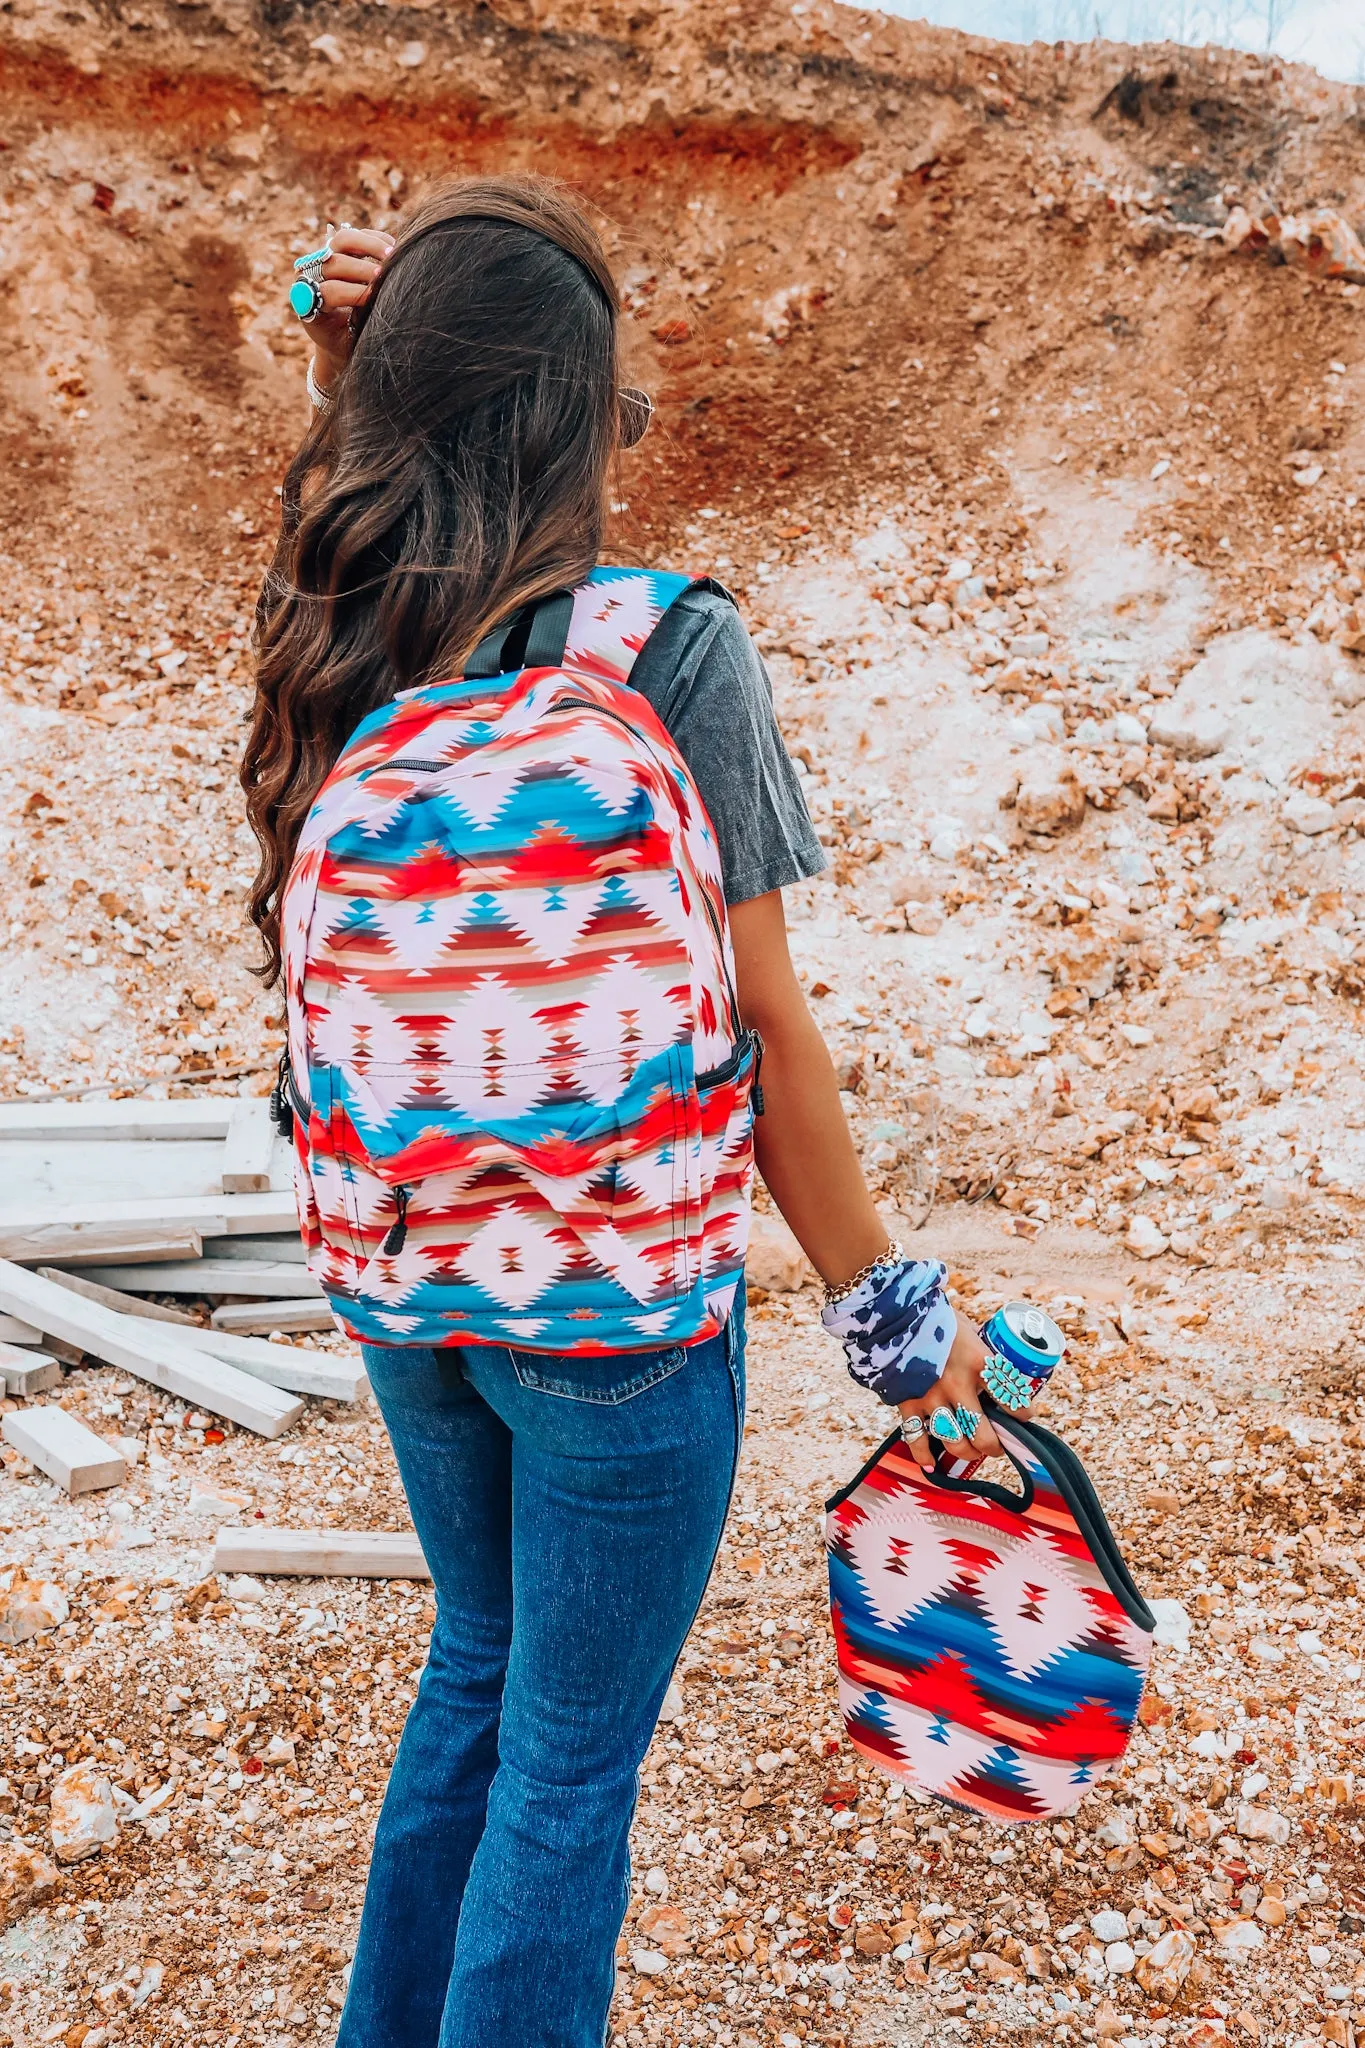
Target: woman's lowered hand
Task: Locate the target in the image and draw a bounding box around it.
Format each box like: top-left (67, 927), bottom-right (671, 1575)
top-left (895, 1317), bottom-right (1013, 1469)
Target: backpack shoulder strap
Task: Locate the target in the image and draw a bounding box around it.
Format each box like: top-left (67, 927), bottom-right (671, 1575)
top-left (462, 567), bottom-right (707, 684)
top-left (563, 566), bottom-right (704, 686)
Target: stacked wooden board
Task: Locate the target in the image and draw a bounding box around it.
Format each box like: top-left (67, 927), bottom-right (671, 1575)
top-left (0, 1098), bottom-right (368, 1484)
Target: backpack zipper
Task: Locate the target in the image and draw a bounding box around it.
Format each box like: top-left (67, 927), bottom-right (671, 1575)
top-left (381, 1186), bottom-right (411, 1257)
top-left (696, 1028), bottom-right (765, 1116)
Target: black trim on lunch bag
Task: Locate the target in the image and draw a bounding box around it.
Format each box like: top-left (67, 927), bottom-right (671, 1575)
top-left (825, 1427), bottom-right (912, 1511)
top-left (989, 1405), bottom-right (1155, 1632)
top-left (824, 1427), bottom-right (1037, 1516)
top-left (824, 1406), bottom-right (1154, 1634)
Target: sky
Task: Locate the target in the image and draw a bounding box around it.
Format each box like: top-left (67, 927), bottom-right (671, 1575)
top-left (869, 1), bottom-right (1365, 83)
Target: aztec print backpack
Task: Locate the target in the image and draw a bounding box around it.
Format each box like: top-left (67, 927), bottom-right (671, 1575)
top-left (276, 567), bottom-right (761, 1355)
top-left (826, 1402), bottom-right (1154, 1821)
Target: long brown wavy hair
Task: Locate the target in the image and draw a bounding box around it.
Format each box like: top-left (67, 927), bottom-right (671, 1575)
top-left (242, 176), bottom-right (621, 985)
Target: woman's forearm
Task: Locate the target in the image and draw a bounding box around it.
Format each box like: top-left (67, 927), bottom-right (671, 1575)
top-left (751, 999), bottom-right (889, 1288)
top-left (728, 891), bottom-right (890, 1290)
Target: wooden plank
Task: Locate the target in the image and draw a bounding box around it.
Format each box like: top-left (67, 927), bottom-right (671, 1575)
top-left (174, 1326), bottom-right (367, 1404)
top-left (79, 1261), bottom-right (323, 1301)
top-left (6, 1138), bottom-right (232, 1210)
top-left (213, 1527), bottom-right (429, 1580)
top-left (0, 1262), bottom-right (302, 1439)
top-left (2, 1407), bottom-right (126, 1494)
top-left (211, 1300), bottom-right (336, 1335)
top-left (221, 1102), bottom-right (276, 1195)
top-left (38, 1268), bottom-right (200, 1326)
top-left (0, 1343), bottom-right (61, 1396)
top-left (0, 1313), bottom-right (42, 1346)
top-left (1, 1228), bottom-right (204, 1269)
top-left (0, 1192), bottom-right (293, 1264)
top-left (202, 1234), bottom-right (306, 1265)
top-left (0, 1101), bottom-right (235, 1143)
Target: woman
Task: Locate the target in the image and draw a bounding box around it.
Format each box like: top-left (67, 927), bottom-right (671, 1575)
top-left (244, 177), bottom-right (994, 2048)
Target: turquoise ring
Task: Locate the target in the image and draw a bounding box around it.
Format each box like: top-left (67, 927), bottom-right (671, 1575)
top-left (983, 1350), bottom-right (1033, 1411)
top-left (289, 277), bottom-right (323, 323)
top-left (956, 1406), bottom-right (980, 1441)
top-left (928, 1407), bottom-right (962, 1443)
top-left (293, 244), bottom-right (333, 275)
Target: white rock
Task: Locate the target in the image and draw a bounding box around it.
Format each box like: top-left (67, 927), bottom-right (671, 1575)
top-left (1118, 1022), bottom-right (1154, 1046)
top-left (919, 601), bottom-right (952, 633)
top-left (1094, 1812), bottom-right (1133, 1850)
top-left (49, 1764), bottom-right (118, 1864)
top-left (1148, 707), bottom-right (1230, 759)
top-left (1297, 1629), bottom-right (1324, 1654)
top-left (630, 1949), bottom-right (669, 1977)
top-left (1330, 665), bottom-right (1365, 707)
top-left (1150, 1598), bottom-right (1192, 1653)
top-left (644, 1866), bottom-right (668, 1899)
top-left (1090, 1910), bottom-right (1129, 1943)
top-left (0, 1577), bottom-right (69, 1646)
top-left (1105, 1941), bottom-right (1136, 1975)
top-left (928, 825), bottom-right (963, 861)
top-left (1136, 1927), bottom-right (1195, 1995)
top-left (1282, 791), bottom-right (1335, 836)
top-left (1124, 1215), bottom-right (1168, 1260)
top-left (0, 1841), bottom-right (59, 1929)
top-left (225, 1574), bottom-right (267, 1605)
top-left (1216, 1918), bottom-right (1264, 1958)
top-left (1021, 702), bottom-right (1066, 742)
top-left (1308, 1943), bottom-right (1332, 1968)
top-left (1113, 712), bottom-right (1149, 744)
top-left (1236, 1802), bottom-right (1290, 1846)
top-left (262, 1734), bottom-right (295, 1765)
top-left (1116, 850), bottom-right (1157, 885)
top-left (656, 1679), bottom-right (684, 1724)
top-left (309, 30), bottom-right (344, 63)
top-left (188, 1483), bottom-right (252, 1517)
top-left (1248, 1637), bottom-right (1286, 1664)
top-left (396, 39), bottom-right (428, 67)
top-left (1010, 633), bottom-right (1050, 660)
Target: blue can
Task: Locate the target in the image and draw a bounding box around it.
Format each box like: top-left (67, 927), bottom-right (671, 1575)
top-left (979, 1301), bottom-right (1065, 1388)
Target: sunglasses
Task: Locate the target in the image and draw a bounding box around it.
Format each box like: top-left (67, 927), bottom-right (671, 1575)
top-left (619, 387), bottom-right (654, 449)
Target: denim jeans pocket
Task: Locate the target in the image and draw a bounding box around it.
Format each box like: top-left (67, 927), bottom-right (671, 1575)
top-left (511, 1344), bottom-right (687, 1406)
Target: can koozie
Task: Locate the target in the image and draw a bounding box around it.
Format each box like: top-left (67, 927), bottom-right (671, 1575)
top-left (825, 1402), bottom-right (1154, 1821)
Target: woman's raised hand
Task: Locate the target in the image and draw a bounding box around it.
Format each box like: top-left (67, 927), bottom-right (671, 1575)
top-left (895, 1316), bottom-right (1013, 1470)
top-left (297, 224), bottom-right (395, 388)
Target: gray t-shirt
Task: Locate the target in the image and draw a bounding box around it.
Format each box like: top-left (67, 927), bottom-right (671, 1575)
top-left (628, 586), bottom-right (827, 905)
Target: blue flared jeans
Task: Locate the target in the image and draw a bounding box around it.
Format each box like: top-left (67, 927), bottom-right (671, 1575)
top-left (336, 1298), bottom-right (746, 2048)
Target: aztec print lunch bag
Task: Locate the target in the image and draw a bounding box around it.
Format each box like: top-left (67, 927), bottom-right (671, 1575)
top-left (826, 1402), bottom-right (1155, 1822)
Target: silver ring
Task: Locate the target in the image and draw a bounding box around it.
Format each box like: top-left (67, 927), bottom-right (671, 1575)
top-left (928, 1407), bottom-right (962, 1443)
top-left (900, 1415), bottom-right (926, 1443)
top-left (288, 278), bottom-right (324, 324)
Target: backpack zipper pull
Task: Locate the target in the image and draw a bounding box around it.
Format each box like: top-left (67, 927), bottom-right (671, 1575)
top-left (381, 1186), bottom-right (411, 1257)
top-left (751, 1030), bottom-right (765, 1118)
